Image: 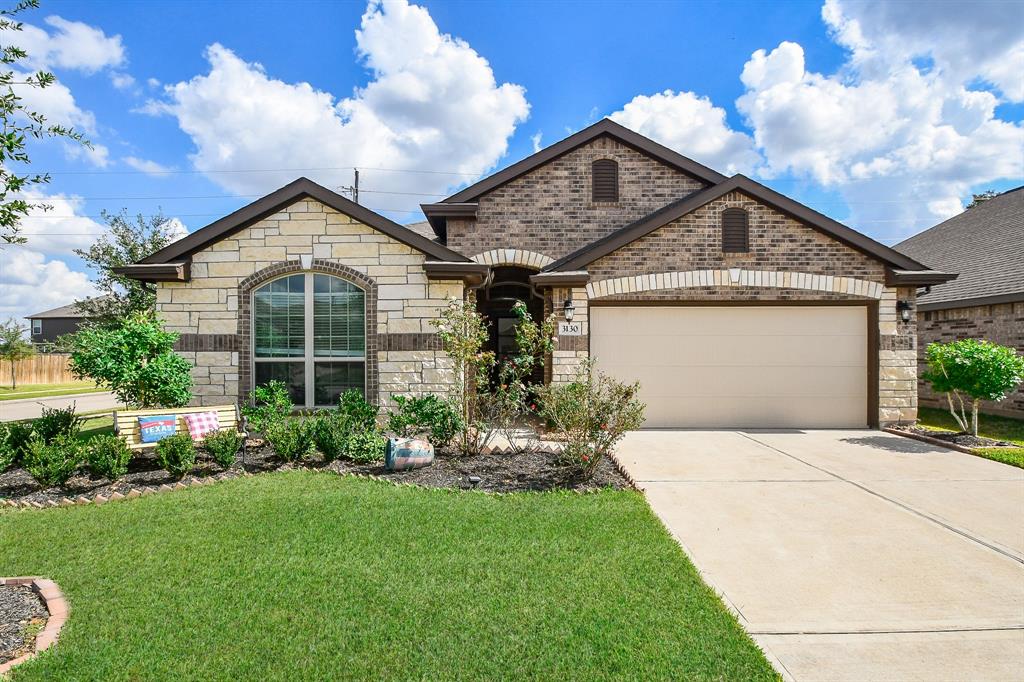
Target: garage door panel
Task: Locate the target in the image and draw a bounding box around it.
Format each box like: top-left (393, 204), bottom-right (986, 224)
top-left (594, 334), bottom-right (865, 367)
top-left (591, 306), bottom-right (868, 428)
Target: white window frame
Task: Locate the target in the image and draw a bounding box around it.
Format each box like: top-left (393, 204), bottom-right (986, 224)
top-left (251, 273), bottom-right (367, 408)
top-left (31, 319), bottom-right (41, 335)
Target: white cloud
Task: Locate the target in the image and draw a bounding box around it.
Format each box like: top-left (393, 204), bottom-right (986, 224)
top-left (17, 15), bottom-right (125, 73)
top-left (733, 0), bottom-right (1024, 242)
top-left (110, 72), bottom-right (135, 90)
top-left (531, 131), bottom-right (543, 153)
top-left (0, 248), bottom-right (99, 324)
top-left (610, 90), bottom-right (762, 175)
top-left (123, 156), bottom-right (174, 175)
top-left (146, 0), bottom-right (529, 212)
top-left (17, 191), bottom-right (107, 256)
top-left (160, 217), bottom-right (190, 242)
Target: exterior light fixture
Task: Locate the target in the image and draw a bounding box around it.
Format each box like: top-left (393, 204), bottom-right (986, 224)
top-left (563, 298), bottom-right (576, 322)
top-left (896, 300), bottom-right (912, 323)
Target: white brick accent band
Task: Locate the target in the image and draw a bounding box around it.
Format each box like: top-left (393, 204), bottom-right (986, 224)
top-left (586, 269), bottom-right (885, 300)
top-left (471, 249), bottom-right (554, 268)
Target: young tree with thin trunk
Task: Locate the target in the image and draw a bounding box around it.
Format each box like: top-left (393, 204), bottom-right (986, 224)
top-left (0, 317), bottom-right (33, 388)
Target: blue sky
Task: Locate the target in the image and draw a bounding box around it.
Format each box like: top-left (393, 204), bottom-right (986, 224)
top-left (3, 0), bottom-right (1022, 323)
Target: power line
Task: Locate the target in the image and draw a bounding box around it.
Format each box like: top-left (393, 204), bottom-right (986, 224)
top-left (37, 164), bottom-right (481, 177)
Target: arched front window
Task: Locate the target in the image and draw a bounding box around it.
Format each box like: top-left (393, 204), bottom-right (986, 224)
top-left (252, 273), bottom-right (365, 407)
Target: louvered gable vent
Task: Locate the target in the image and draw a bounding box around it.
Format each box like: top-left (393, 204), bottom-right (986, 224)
top-left (722, 208), bottom-right (750, 253)
top-left (592, 159), bottom-right (619, 202)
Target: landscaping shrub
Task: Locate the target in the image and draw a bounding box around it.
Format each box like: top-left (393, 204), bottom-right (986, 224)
top-left (535, 359), bottom-right (645, 478)
top-left (33, 404), bottom-right (84, 444)
top-left (387, 394), bottom-right (463, 448)
top-left (242, 380), bottom-right (293, 434)
top-left (923, 339), bottom-right (1024, 435)
top-left (311, 411), bottom-right (349, 462)
top-left (155, 433), bottom-right (197, 479)
top-left (346, 429), bottom-right (387, 464)
top-left (22, 435), bottom-right (84, 487)
top-left (85, 434), bottom-right (132, 481)
top-left (4, 421), bottom-right (34, 461)
top-left (0, 424), bottom-right (14, 473)
top-left (203, 429), bottom-right (243, 469)
top-left (68, 312), bottom-right (193, 408)
top-left (338, 389), bottom-right (378, 431)
top-left (266, 418), bottom-right (315, 463)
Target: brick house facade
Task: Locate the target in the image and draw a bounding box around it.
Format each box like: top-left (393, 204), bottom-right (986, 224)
top-left (124, 119), bottom-right (950, 427)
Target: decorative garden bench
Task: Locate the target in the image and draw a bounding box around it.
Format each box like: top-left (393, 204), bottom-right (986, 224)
top-left (113, 404), bottom-right (247, 451)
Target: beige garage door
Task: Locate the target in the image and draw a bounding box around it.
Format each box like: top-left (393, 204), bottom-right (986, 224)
top-left (590, 306), bottom-right (868, 428)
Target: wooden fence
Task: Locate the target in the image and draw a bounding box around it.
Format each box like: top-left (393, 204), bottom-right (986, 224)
top-left (0, 353), bottom-right (78, 386)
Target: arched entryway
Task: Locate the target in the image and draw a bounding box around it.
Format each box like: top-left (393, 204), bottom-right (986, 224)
top-left (476, 265), bottom-right (545, 384)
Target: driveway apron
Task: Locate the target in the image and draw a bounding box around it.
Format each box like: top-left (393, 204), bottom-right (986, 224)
top-left (616, 429), bottom-right (1024, 681)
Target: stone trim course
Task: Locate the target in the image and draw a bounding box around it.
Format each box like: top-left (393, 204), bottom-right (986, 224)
top-left (587, 269), bottom-right (884, 300)
top-left (0, 577), bottom-right (68, 675)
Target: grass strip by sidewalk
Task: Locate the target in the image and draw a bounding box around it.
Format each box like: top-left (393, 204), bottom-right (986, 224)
top-left (0, 383), bottom-right (100, 402)
top-left (1, 472), bottom-right (777, 680)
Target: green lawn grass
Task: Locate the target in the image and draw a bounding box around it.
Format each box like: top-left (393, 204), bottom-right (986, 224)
top-left (0, 382), bottom-right (100, 401)
top-left (1, 472), bottom-right (776, 680)
top-left (916, 406), bottom-right (1024, 469)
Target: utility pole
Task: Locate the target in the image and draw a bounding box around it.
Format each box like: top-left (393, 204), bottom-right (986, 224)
top-left (337, 168), bottom-right (360, 204)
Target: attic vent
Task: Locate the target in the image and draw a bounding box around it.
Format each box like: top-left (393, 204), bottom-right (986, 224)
top-left (592, 159), bottom-right (619, 202)
top-left (722, 208), bottom-right (750, 253)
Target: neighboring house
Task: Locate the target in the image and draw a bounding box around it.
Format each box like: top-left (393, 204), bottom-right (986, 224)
top-left (26, 302), bottom-right (90, 345)
top-left (118, 119), bottom-right (952, 428)
top-left (896, 187), bottom-right (1023, 418)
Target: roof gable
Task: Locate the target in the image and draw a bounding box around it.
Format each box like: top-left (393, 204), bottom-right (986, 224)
top-left (545, 175), bottom-right (937, 274)
top-left (140, 177), bottom-right (470, 265)
top-left (439, 118), bottom-right (726, 205)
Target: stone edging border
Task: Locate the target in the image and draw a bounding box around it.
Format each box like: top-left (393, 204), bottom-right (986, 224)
top-left (883, 426), bottom-right (990, 456)
top-left (0, 443), bottom-right (638, 509)
top-left (0, 577), bottom-right (68, 676)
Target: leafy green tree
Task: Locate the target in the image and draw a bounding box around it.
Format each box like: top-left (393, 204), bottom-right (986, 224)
top-left (1, 0), bottom-right (89, 245)
top-left (0, 316), bottom-right (33, 388)
top-left (74, 209), bottom-right (181, 325)
top-left (923, 339), bottom-right (1024, 436)
top-left (967, 190), bottom-right (999, 208)
top-left (68, 312), bottom-right (193, 408)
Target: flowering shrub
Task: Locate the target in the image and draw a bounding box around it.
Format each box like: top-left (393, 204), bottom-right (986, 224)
top-left (535, 359), bottom-right (645, 478)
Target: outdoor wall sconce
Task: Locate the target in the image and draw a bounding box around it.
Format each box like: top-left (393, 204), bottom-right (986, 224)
top-left (563, 298), bottom-right (576, 322)
top-left (896, 300), bottom-right (913, 323)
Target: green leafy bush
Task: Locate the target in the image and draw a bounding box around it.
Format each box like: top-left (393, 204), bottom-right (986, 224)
top-left (311, 412), bottom-right (349, 462)
top-left (346, 429), bottom-right (386, 464)
top-left (242, 380), bottom-right (293, 434)
top-left (338, 389), bottom-right (378, 430)
top-left (0, 424), bottom-right (15, 473)
top-left (23, 435), bottom-right (83, 487)
top-left (4, 421), bottom-right (34, 461)
top-left (266, 419), bottom-right (315, 463)
top-left (68, 312), bottom-right (192, 408)
top-left (155, 433), bottom-right (197, 479)
top-left (386, 394), bottom-right (463, 448)
top-left (33, 404), bottom-right (84, 444)
top-left (535, 359), bottom-right (645, 478)
top-left (85, 434), bottom-right (132, 481)
top-left (203, 429), bottom-right (243, 469)
top-left (923, 339), bottom-right (1024, 435)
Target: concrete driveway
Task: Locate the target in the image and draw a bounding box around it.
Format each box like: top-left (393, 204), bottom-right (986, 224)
top-left (616, 429), bottom-right (1024, 681)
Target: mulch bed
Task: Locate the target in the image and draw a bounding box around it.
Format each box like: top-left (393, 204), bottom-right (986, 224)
top-left (0, 440), bottom-right (630, 507)
top-left (0, 585), bottom-right (46, 665)
top-left (888, 425), bottom-right (1015, 449)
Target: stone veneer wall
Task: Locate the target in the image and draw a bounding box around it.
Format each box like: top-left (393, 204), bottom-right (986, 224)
top-left (555, 191), bottom-right (918, 426)
top-left (155, 198), bottom-right (463, 407)
top-left (447, 136), bottom-right (707, 261)
top-left (917, 301), bottom-right (1024, 418)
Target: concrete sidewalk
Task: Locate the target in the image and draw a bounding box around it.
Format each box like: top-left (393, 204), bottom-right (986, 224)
top-left (616, 429), bottom-right (1024, 681)
top-left (0, 392), bottom-right (121, 421)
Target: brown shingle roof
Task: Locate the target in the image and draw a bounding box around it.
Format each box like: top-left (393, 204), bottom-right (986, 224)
top-left (895, 187), bottom-right (1024, 310)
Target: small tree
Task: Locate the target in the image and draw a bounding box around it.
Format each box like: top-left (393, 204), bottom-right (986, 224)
top-left (68, 312), bottom-right (193, 408)
top-left (74, 209), bottom-right (181, 325)
top-left (1, 0), bottom-right (90, 246)
top-left (922, 339), bottom-right (1024, 436)
top-left (430, 298), bottom-right (494, 455)
top-left (967, 190), bottom-right (999, 208)
top-left (0, 317), bottom-right (33, 388)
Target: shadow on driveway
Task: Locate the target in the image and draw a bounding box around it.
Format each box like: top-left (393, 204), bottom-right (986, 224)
top-left (839, 435), bottom-right (940, 454)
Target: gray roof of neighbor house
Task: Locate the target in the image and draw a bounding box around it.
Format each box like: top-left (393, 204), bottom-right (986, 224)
top-left (896, 186), bottom-right (1024, 311)
top-left (27, 302), bottom-right (87, 319)
top-left (403, 220), bottom-right (440, 242)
